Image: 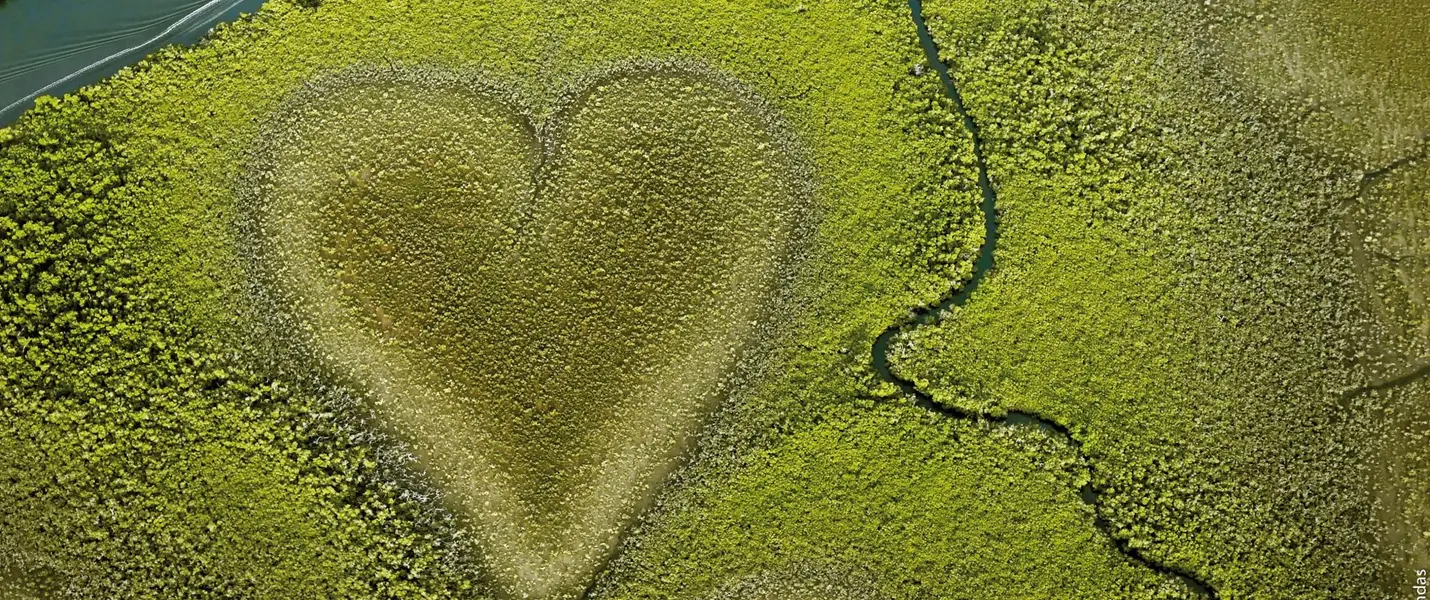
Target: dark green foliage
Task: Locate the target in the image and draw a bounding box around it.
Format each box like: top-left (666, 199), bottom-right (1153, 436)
top-left (591, 400), bottom-right (1192, 599)
top-left (0, 0), bottom-right (1004, 596)
top-left (899, 0), bottom-right (1429, 597)
top-left (241, 64), bottom-right (810, 598)
top-left (0, 0), bottom-right (1422, 597)
top-left (0, 99), bottom-right (478, 598)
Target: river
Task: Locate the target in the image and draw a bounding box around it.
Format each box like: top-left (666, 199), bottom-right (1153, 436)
top-left (0, 0), bottom-right (268, 126)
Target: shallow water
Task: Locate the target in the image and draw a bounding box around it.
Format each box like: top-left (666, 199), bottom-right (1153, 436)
top-left (0, 0), bottom-right (268, 126)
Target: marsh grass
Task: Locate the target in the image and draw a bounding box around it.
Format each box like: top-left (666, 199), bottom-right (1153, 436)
top-left (901, 0), bottom-right (1430, 596)
top-left (0, 0), bottom-right (1030, 595)
top-left (1351, 159), bottom-right (1430, 379)
top-left (698, 562), bottom-right (886, 600)
top-left (241, 62), bottom-right (810, 599)
top-left (0, 566), bottom-right (60, 600)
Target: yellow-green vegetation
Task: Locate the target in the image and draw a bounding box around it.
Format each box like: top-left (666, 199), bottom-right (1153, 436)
top-left (242, 62), bottom-right (809, 598)
top-left (590, 401), bottom-right (1193, 599)
top-left (896, 0), bottom-right (1429, 597)
top-left (1, 0), bottom-right (1424, 597)
top-left (695, 563), bottom-right (885, 600)
top-left (0, 116), bottom-right (471, 598)
top-left (1199, 0), bottom-right (1430, 587)
top-left (1203, 0), bottom-right (1430, 163)
top-left (0, 0), bottom-right (1047, 597)
top-left (0, 566), bottom-right (59, 600)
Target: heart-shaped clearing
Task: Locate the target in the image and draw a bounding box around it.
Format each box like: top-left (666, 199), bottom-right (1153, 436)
top-left (241, 63), bottom-right (807, 598)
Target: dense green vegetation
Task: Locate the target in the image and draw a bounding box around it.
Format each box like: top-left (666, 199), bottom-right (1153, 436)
top-left (0, 0), bottom-right (1423, 597)
top-left (243, 63), bottom-right (810, 598)
top-left (0, 110), bottom-right (477, 598)
top-left (0, 0), bottom-right (1013, 597)
top-left (1205, 0), bottom-right (1430, 166)
top-left (895, 0), bottom-right (1429, 596)
top-left (591, 400), bottom-right (1192, 599)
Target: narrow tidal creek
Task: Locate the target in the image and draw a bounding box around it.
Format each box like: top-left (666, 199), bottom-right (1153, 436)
top-left (870, 1), bottom-right (1222, 596)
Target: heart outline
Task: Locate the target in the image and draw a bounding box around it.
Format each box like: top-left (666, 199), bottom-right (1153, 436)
top-left (237, 59), bottom-right (815, 598)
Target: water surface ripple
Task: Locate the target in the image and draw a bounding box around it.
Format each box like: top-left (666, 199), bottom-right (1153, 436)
top-left (0, 0), bottom-right (267, 126)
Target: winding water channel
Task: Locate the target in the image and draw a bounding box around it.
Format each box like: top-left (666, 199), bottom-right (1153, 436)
top-left (0, 0), bottom-right (1226, 595)
top-left (870, 1), bottom-right (1222, 597)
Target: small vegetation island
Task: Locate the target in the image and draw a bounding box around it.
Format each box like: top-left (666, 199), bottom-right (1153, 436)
top-left (0, 0), bottom-right (1424, 598)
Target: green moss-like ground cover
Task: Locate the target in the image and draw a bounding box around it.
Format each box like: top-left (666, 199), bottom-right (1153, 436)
top-left (243, 61), bottom-right (811, 597)
top-left (0, 0), bottom-right (1424, 598)
top-left (0, 0), bottom-right (1030, 597)
top-left (590, 400), bottom-right (1186, 599)
top-left (0, 566), bottom-right (59, 600)
top-left (897, 0), bottom-right (1429, 597)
